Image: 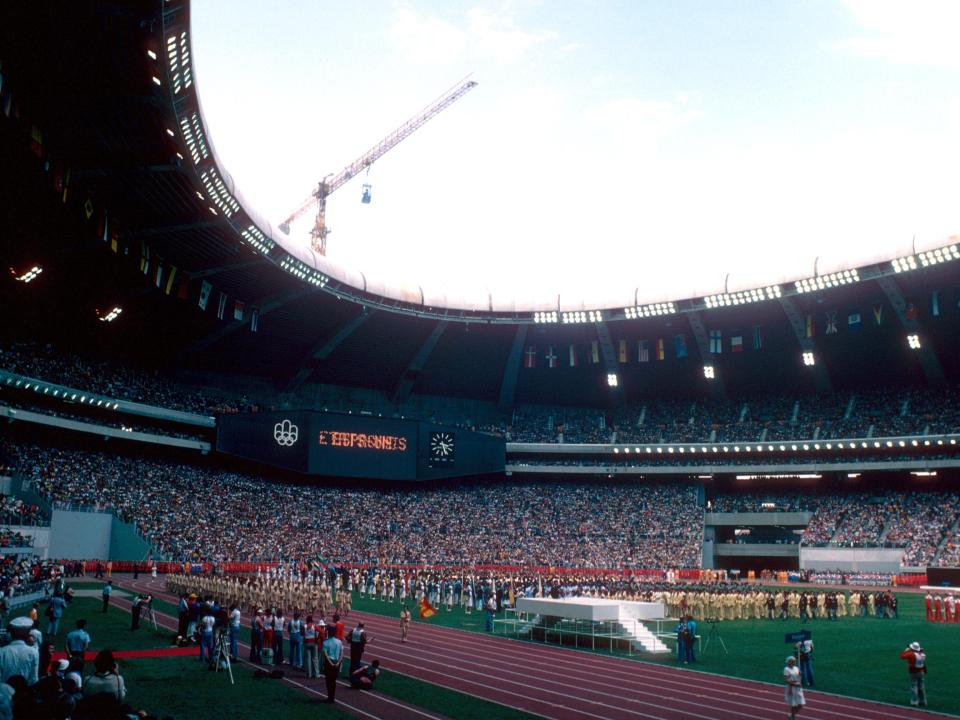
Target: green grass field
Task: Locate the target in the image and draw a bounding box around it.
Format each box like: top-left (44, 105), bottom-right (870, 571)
top-left (347, 588), bottom-right (960, 716)
top-left (47, 587), bottom-right (537, 720)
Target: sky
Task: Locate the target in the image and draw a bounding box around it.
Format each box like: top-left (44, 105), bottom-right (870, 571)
top-left (191, 0), bottom-right (960, 307)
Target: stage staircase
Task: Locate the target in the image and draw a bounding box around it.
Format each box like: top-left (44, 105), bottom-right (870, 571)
top-left (616, 605), bottom-right (670, 654)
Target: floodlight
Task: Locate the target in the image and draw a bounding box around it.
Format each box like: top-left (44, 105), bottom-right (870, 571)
top-left (907, 334), bottom-right (921, 350)
top-left (703, 365), bottom-right (715, 379)
top-left (802, 352), bottom-right (815, 366)
top-left (606, 373), bottom-right (618, 387)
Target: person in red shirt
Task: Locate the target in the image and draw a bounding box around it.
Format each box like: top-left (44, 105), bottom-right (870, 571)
top-left (924, 593), bottom-right (933, 621)
top-left (333, 613), bottom-right (345, 642)
top-left (900, 642), bottom-right (927, 707)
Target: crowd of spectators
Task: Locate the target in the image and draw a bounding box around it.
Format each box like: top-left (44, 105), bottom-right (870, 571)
top-left (3, 341), bottom-right (959, 446)
top-left (0, 496), bottom-right (45, 527)
top-left (708, 493), bottom-right (814, 513)
top-left (709, 491), bottom-right (960, 566)
top-left (0, 530), bottom-right (32, 549)
top-left (8, 442), bottom-right (703, 568)
top-left (0, 341), bottom-right (241, 416)
top-left (0, 556), bottom-right (60, 599)
top-left (506, 387), bottom-right (960, 444)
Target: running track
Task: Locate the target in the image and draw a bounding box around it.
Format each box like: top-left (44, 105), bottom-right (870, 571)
top-left (119, 576), bottom-right (955, 720)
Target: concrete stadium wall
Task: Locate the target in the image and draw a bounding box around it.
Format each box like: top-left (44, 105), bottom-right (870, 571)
top-left (109, 516), bottom-right (152, 561)
top-left (714, 543), bottom-right (800, 558)
top-left (800, 547), bottom-right (904, 572)
top-left (47, 510), bottom-right (153, 560)
top-left (48, 509), bottom-right (112, 559)
top-left (705, 512), bottom-right (813, 526)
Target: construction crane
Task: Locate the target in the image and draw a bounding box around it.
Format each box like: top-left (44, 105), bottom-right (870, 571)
top-left (279, 76), bottom-right (478, 255)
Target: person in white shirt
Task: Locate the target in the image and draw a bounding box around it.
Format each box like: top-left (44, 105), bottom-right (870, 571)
top-left (783, 656), bottom-right (805, 720)
top-left (228, 605), bottom-right (241, 660)
top-left (199, 607), bottom-right (216, 665)
top-left (0, 618), bottom-right (38, 685)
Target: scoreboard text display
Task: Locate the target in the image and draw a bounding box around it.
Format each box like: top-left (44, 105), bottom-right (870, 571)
top-left (216, 411), bottom-right (504, 481)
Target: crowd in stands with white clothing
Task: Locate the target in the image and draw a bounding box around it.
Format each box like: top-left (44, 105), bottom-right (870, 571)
top-left (5, 442), bottom-right (704, 568)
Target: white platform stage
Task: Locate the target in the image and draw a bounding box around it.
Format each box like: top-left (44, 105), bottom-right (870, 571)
top-left (510, 596), bottom-right (669, 653)
top-left (516, 596), bottom-right (664, 621)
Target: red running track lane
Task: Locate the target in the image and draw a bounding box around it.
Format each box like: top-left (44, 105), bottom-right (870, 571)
top-left (123, 576), bottom-right (957, 720)
top-left (109, 578), bottom-right (449, 720)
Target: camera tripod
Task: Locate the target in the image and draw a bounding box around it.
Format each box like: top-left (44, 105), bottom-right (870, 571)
top-left (701, 619), bottom-right (728, 654)
top-left (211, 631), bottom-right (234, 684)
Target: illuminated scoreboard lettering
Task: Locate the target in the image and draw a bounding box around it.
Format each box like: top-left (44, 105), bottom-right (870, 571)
top-left (217, 411), bottom-right (504, 481)
top-left (317, 430), bottom-right (408, 452)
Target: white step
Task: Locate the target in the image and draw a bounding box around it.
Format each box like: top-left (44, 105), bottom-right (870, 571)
top-left (617, 608), bottom-right (671, 653)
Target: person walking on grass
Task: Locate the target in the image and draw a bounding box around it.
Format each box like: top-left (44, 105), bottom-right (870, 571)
top-left (101, 582), bottom-right (112, 613)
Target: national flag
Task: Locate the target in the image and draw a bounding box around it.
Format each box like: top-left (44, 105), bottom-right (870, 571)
top-left (638, 340), bottom-right (649, 363)
top-left (674, 334), bottom-right (688, 359)
top-left (546, 346), bottom-right (558, 368)
top-left (523, 346), bottom-right (536, 368)
top-left (162, 266), bottom-right (177, 294)
top-left (847, 311), bottom-right (861, 331)
top-left (29, 126), bottom-right (43, 157)
top-left (418, 596), bottom-right (437, 619)
top-left (233, 300), bottom-right (245, 321)
top-left (84, 198), bottom-right (94, 220)
top-left (590, 340), bottom-right (600, 364)
top-left (198, 280), bottom-right (212, 310)
top-left (109, 236), bottom-right (118, 254)
top-left (825, 311), bottom-right (838, 334)
top-left (618, 339), bottom-right (628, 363)
top-left (154, 263), bottom-right (163, 289)
top-left (904, 301), bottom-right (918, 321)
top-left (140, 243), bottom-right (150, 275)
top-left (872, 304), bottom-right (883, 325)
top-left (655, 338), bottom-right (665, 361)
top-left (731, 333), bottom-right (743, 352)
top-left (752, 325), bottom-right (763, 350)
top-left (931, 290), bottom-right (940, 317)
top-left (568, 344), bottom-right (578, 367)
top-left (251, 308), bottom-right (260, 333)
top-left (805, 315), bottom-right (815, 338)
top-left (709, 329), bottom-right (722, 354)
top-left (216, 292), bottom-right (228, 320)
top-left (177, 277), bottom-right (189, 300)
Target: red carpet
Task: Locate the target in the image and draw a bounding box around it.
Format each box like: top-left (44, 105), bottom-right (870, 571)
top-left (52, 646), bottom-right (199, 662)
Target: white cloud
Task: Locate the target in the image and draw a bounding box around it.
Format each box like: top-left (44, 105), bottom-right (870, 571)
top-left (467, 8), bottom-right (555, 63)
top-left (389, 5), bottom-right (555, 65)
top-left (834, 0), bottom-right (960, 69)
top-left (582, 96), bottom-right (701, 155)
top-left (390, 7), bottom-right (468, 64)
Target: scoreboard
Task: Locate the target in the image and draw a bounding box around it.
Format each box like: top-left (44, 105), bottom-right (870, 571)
top-left (216, 411), bottom-right (504, 481)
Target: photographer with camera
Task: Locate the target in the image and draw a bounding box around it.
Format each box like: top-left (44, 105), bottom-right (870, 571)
top-left (900, 641), bottom-right (927, 707)
top-left (130, 594), bottom-right (151, 632)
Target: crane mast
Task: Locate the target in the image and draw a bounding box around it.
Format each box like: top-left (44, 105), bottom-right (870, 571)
top-left (279, 77), bottom-right (478, 255)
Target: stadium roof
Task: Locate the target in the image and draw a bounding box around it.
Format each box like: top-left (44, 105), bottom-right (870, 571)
top-left (1, 2), bottom-right (958, 401)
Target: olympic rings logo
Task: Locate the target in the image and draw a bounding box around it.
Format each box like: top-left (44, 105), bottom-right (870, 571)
top-left (273, 419), bottom-right (299, 447)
